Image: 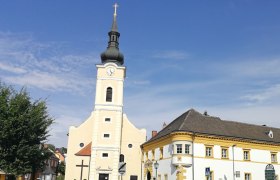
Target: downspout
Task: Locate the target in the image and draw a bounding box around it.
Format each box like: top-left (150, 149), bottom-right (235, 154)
top-left (88, 155), bottom-right (91, 180)
top-left (141, 147), bottom-right (143, 180)
top-left (192, 132), bottom-right (195, 180)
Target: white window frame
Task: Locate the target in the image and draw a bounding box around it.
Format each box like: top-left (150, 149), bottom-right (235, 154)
top-left (185, 144), bottom-right (190, 154)
top-left (101, 152), bottom-right (109, 158)
top-left (176, 144), bottom-right (182, 154)
top-left (206, 146), bottom-right (213, 157)
top-left (103, 133), bottom-right (111, 139)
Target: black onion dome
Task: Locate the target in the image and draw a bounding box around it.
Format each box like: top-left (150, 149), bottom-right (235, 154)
top-left (100, 6), bottom-right (124, 65)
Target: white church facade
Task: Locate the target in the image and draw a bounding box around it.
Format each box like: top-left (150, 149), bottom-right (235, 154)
top-left (65, 4), bottom-right (146, 180)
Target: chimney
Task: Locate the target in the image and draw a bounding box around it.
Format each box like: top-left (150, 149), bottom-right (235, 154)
top-left (203, 111), bottom-right (208, 116)
top-left (152, 130), bottom-right (158, 138)
top-left (162, 122), bottom-right (167, 129)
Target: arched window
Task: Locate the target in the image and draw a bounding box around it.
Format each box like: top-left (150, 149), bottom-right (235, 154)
top-left (106, 87), bottom-right (113, 102)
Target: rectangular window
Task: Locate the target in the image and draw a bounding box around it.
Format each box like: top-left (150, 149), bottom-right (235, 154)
top-left (105, 118), bottom-right (111, 122)
top-left (102, 153), bottom-right (108, 157)
top-left (130, 175), bottom-right (137, 180)
top-left (164, 174), bottom-right (168, 180)
top-left (244, 173), bottom-right (251, 180)
top-left (176, 144), bottom-right (182, 154)
top-left (243, 150), bottom-right (250, 160)
top-left (221, 148), bottom-right (228, 158)
top-left (185, 144), bottom-right (190, 154)
top-left (104, 134), bottom-right (110, 138)
top-left (152, 150), bottom-right (155, 160)
top-left (206, 146), bottom-right (213, 157)
top-left (160, 147), bottom-right (163, 159)
top-left (271, 152), bottom-right (278, 163)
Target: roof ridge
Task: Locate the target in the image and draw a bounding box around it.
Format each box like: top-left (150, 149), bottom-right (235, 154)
top-left (179, 109), bottom-right (196, 130)
top-left (222, 119), bottom-right (277, 129)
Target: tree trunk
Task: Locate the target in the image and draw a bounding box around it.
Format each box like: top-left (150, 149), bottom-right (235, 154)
top-left (30, 166), bottom-right (36, 180)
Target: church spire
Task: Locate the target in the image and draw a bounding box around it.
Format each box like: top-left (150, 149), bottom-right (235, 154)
top-left (101, 3), bottom-right (124, 65)
top-left (111, 3), bottom-right (118, 32)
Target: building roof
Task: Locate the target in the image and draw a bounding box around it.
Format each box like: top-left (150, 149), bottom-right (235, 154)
top-left (144, 109), bottom-right (280, 145)
top-left (0, 169), bottom-right (5, 175)
top-left (75, 142), bottom-right (92, 156)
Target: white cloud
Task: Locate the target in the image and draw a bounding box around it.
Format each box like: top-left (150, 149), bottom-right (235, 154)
top-left (0, 62), bottom-right (27, 74)
top-left (0, 32), bottom-right (97, 94)
top-left (152, 50), bottom-right (189, 60)
top-left (241, 84), bottom-right (280, 103)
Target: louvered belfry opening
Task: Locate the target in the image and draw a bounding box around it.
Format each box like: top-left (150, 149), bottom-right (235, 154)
top-left (106, 87), bottom-right (113, 102)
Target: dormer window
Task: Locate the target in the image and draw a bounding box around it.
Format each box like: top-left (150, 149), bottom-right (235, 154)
top-left (268, 130), bottom-right (273, 138)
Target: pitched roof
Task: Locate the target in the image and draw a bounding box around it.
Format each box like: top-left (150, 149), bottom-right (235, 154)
top-left (75, 142), bottom-right (92, 156)
top-left (144, 109), bottom-right (280, 145)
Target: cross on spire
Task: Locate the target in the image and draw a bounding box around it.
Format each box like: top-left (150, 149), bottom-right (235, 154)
top-left (113, 3), bottom-right (119, 16)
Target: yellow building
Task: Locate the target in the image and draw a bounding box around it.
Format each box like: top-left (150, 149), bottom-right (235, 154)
top-left (0, 170), bottom-right (5, 180)
top-left (65, 4), bottom-right (146, 180)
top-left (142, 109), bottom-right (280, 180)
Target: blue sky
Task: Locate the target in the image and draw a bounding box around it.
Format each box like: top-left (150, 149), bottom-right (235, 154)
top-left (0, 1), bottom-right (280, 147)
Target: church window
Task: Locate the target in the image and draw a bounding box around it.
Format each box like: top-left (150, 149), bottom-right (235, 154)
top-left (106, 87), bottom-right (113, 102)
top-left (102, 153), bottom-right (108, 157)
top-left (128, 144), bottom-right (133, 148)
top-left (205, 146), bottom-right (213, 157)
top-left (103, 134), bottom-right (110, 138)
top-left (79, 143), bottom-right (84, 147)
top-left (185, 144), bottom-right (190, 154)
top-left (243, 150), bottom-right (250, 161)
top-left (130, 175), bottom-right (137, 180)
top-left (176, 144), bottom-right (182, 154)
top-left (105, 118), bottom-right (111, 122)
top-left (271, 152), bottom-right (277, 163)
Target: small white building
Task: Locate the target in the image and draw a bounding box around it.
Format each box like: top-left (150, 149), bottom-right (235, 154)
top-left (142, 109), bottom-right (280, 180)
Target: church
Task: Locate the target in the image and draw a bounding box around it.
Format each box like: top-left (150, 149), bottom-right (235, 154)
top-left (66, 4), bottom-right (280, 180)
top-left (65, 4), bottom-right (146, 180)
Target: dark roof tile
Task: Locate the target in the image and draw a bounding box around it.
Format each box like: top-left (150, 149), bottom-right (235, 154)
top-left (144, 109), bottom-right (280, 145)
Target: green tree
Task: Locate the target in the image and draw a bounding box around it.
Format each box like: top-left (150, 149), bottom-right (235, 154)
top-left (57, 161), bottom-right (65, 176)
top-left (0, 83), bottom-right (54, 180)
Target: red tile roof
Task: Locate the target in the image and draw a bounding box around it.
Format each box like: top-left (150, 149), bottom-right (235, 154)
top-left (75, 142), bottom-right (92, 156)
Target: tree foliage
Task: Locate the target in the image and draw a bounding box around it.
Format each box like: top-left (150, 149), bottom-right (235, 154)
top-left (57, 161), bottom-right (65, 175)
top-left (0, 83), bottom-right (54, 178)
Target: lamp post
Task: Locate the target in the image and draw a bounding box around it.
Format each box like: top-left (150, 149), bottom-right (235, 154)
top-left (232, 145), bottom-right (236, 180)
top-left (154, 161), bottom-right (159, 180)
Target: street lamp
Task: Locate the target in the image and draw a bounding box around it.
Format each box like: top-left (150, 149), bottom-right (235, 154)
top-left (154, 161), bottom-right (159, 180)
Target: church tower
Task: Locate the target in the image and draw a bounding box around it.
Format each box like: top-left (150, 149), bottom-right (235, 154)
top-left (65, 4), bottom-right (146, 180)
top-left (90, 3), bottom-right (126, 180)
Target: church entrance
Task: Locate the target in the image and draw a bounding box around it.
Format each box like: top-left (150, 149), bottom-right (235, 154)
top-left (99, 173), bottom-right (109, 180)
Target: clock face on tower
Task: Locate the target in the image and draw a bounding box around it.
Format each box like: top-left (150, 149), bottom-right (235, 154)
top-left (106, 67), bottom-right (115, 76)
